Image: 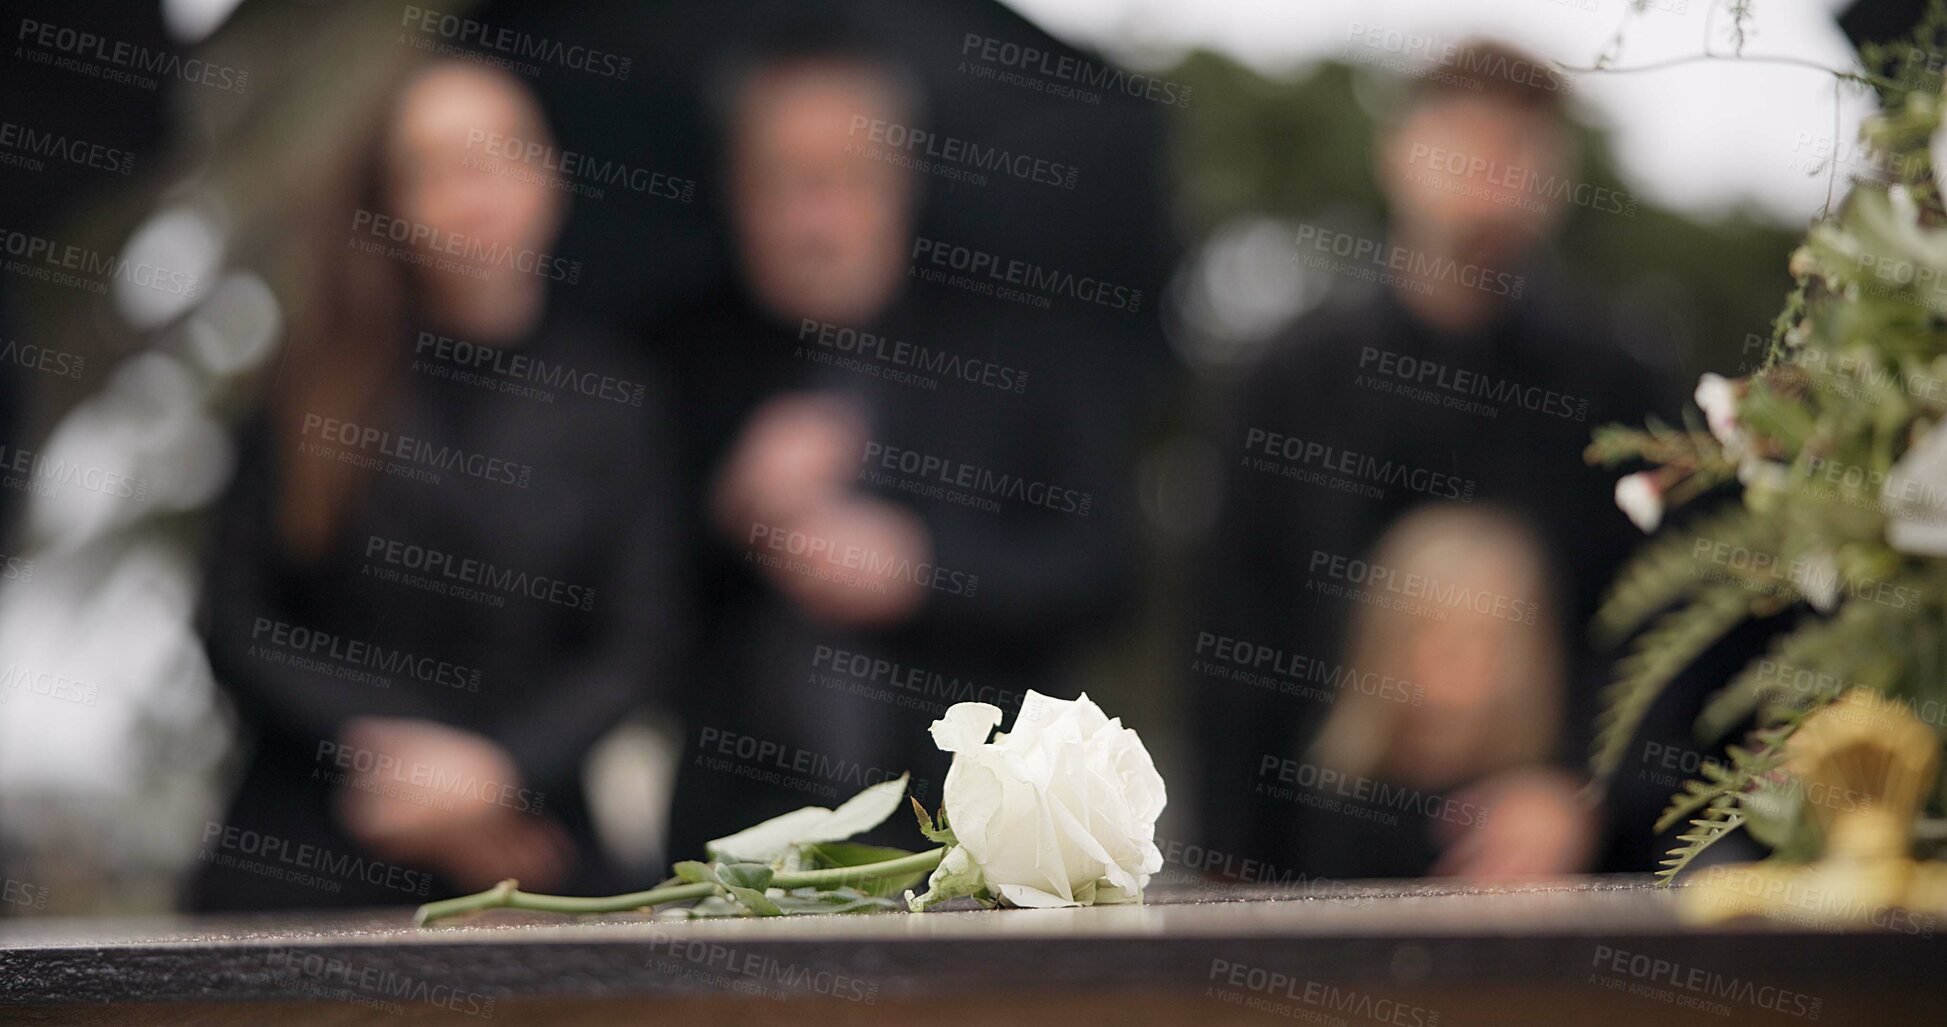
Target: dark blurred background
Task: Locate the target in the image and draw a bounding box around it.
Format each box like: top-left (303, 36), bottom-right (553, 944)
top-left (0, 0), bottom-right (1893, 915)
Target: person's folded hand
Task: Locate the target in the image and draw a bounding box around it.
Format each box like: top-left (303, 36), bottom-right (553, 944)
top-left (1431, 766), bottom-right (1595, 882)
top-left (332, 717), bottom-right (573, 891)
top-left (763, 494), bottom-right (932, 628)
top-left (712, 391), bottom-right (867, 535)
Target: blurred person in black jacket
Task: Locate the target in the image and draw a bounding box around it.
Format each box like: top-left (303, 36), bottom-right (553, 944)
top-left (190, 59), bottom-right (677, 911)
top-left (1191, 41), bottom-right (1667, 881)
top-left (655, 31), bottom-right (1138, 857)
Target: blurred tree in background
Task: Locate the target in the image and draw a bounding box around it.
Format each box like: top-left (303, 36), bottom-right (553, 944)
top-left (1161, 51), bottom-right (1802, 380)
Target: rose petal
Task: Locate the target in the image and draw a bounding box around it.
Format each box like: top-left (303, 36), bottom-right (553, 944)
top-left (993, 882), bottom-right (1079, 908)
top-left (929, 703), bottom-right (1002, 753)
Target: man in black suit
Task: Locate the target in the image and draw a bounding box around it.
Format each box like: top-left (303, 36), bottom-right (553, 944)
top-left (655, 31), bottom-right (1141, 856)
top-left (1192, 41), bottom-right (1670, 881)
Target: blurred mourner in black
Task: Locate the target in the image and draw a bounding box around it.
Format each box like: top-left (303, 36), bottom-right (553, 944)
top-left (653, 29), bottom-right (1144, 858)
top-left (191, 59), bottom-right (677, 910)
top-left (1192, 42), bottom-right (1673, 881)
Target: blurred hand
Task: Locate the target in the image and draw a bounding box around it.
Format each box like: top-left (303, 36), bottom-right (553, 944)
top-left (332, 717), bottom-right (572, 892)
top-left (761, 493), bottom-right (933, 628)
top-left (713, 392), bottom-right (867, 536)
top-left (1431, 767), bottom-right (1595, 882)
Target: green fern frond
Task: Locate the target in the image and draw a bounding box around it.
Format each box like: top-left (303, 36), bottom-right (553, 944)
top-left (1759, 282), bottom-right (1809, 370)
top-left (1654, 760), bottom-right (1744, 834)
top-left (1591, 586), bottom-right (1752, 785)
top-left (1652, 727), bottom-right (1793, 834)
top-left (1655, 802), bottom-right (1746, 884)
top-left (1584, 419), bottom-right (1736, 488)
top-left (1695, 607), bottom-right (1877, 741)
top-left (1698, 591), bottom-right (1916, 744)
top-left (1694, 675), bottom-right (1781, 747)
top-left (1594, 505), bottom-right (1755, 646)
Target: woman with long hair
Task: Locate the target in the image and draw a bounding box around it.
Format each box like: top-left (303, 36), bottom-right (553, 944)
top-left (1297, 503), bottom-right (1595, 881)
top-left (190, 58), bottom-right (677, 911)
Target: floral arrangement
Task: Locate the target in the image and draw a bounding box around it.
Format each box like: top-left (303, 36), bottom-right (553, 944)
top-left (415, 692), bottom-right (1166, 925)
top-left (1587, 7), bottom-right (1947, 878)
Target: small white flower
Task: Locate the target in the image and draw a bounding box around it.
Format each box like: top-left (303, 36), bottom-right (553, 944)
top-left (1737, 458), bottom-right (1789, 493)
top-left (1614, 472), bottom-right (1663, 533)
top-left (909, 692), bottom-right (1166, 910)
top-left (1789, 550), bottom-right (1841, 613)
top-left (1694, 372), bottom-right (1743, 455)
top-left (1883, 418), bottom-right (1947, 555)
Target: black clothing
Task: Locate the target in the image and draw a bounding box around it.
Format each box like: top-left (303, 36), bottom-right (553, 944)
top-left (189, 318), bottom-right (677, 911)
top-left (1192, 278), bottom-right (1670, 877)
top-left (652, 284), bottom-right (1141, 859)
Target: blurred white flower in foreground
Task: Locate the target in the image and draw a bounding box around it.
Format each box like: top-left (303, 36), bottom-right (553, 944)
top-left (1934, 79), bottom-right (1947, 201)
top-left (1882, 418), bottom-right (1947, 556)
top-left (1614, 471), bottom-right (1663, 533)
top-left (1787, 549), bottom-right (1842, 614)
top-left (1694, 372), bottom-right (1744, 457)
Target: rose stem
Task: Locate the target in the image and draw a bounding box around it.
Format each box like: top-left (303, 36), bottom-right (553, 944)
top-left (414, 846), bottom-right (948, 926)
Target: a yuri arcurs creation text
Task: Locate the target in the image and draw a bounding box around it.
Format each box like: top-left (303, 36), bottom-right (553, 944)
top-left (414, 692), bottom-right (1166, 925)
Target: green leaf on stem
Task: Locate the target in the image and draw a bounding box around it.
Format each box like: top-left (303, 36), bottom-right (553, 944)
top-left (706, 773), bottom-right (913, 863)
top-left (670, 861), bottom-right (714, 884)
top-left (770, 888), bottom-right (903, 915)
top-left (906, 845), bottom-right (983, 912)
top-left (909, 796), bottom-right (958, 846)
top-left (712, 863), bottom-right (775, 890)
top-left (723, 887), bottom-right (784, 916)
top-left (711, 863), bottom-right (782, 916)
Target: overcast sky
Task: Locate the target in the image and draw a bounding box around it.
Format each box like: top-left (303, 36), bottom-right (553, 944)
top-left (1002, 0), bottom-right (1876, 226)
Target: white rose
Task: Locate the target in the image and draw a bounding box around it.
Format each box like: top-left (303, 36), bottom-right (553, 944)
top-left (1787, 549), bottom-right (1841, 613)
top-left (909, 691), bottom-right (1166, 910)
